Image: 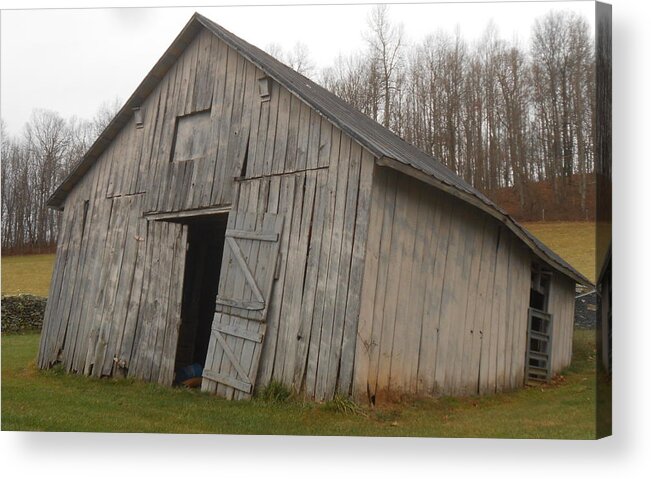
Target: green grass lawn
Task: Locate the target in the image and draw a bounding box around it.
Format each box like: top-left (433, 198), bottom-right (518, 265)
top-left (1, 253), bottom-right (55, 297)
top-left (522, 221), bottom-right (596, 282)
top-left (1, 330), bottom-right (597, 438)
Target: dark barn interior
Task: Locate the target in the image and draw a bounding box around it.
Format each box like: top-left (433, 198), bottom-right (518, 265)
top-left (174, 214), bottom-right (227, 377)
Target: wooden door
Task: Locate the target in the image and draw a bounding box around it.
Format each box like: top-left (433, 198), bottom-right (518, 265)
top-left (201, 210), bottom-right (283, 399)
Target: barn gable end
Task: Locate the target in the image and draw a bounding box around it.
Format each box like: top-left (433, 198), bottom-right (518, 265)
top-left (38, 22), bottom-right (375, 400)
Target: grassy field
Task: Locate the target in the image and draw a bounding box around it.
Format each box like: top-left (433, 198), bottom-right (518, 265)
top-left (1, 253), bottom-right (55, 297)
top-left (522, 221), bottom-right (596, 282)
top-left (1, 330), bottom-right (597, 438)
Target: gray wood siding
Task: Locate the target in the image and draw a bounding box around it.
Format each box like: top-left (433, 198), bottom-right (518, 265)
top-left (225, 141), bottom-right (375, 401)
top-left (353, 168), bottom-right (533, 401)
top-left (547, 273), bottom-right (575, 374)
top-left (38, 28), bottom-right (370, 396)
top-left (96, 29), bottom-right (330, 215)
top-left (38, 184), bottom-right (188, 384)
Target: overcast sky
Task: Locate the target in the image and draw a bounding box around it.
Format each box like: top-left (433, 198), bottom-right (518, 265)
top-left (1, 1), bottom-right (595, 136)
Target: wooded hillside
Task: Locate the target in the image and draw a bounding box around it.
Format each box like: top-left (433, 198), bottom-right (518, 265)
top-left (319, 7), bottom-right (595, 220)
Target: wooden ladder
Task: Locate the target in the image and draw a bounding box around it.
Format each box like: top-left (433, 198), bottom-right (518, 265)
top-left (525, 308), bottom-right (554, 384)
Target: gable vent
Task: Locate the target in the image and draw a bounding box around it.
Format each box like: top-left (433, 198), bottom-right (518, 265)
top-left (133, 107), bottom-right (144, 129)
top-left (258, 76), bottom-right (271, 101)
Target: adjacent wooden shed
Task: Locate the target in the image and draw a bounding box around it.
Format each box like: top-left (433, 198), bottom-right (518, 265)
top-left (38, 13), bottom-right (591, 403)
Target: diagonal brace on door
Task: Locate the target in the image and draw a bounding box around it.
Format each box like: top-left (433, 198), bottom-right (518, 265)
top-left (215, 236), bottom-right (265, 310)
top-left (209, 329), bottom-right (253, 386)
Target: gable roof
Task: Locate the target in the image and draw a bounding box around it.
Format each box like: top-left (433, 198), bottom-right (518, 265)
top-left (47, 13), bottom-right (591, 286)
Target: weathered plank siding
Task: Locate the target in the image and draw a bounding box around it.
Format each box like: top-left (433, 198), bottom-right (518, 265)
top-left (353, 168), bottom-right (533, 402)
top-left (547, 273), bottom-right (576, 374)
top-left (218, 143), bottom-right (374, 400)
top-left (93, 28), bottom-right (333, 217)
top-left (39, 28), bottom-right (373, 398)
top-left (38, 178), bottom-right (188, 384)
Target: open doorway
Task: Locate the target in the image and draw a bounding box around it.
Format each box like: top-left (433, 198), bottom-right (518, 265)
top-left (173, 213), bottom-right (228, 385)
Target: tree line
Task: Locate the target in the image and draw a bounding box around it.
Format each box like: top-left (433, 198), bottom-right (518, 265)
top-left (1, 101), bottom-right (120, 254)
top-left (318, 7), bottom-right (595, 217)
top-left (1, 7), bottom-right (594, 254)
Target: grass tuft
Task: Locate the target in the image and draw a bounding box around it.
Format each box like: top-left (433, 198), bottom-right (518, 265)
top-left (257, 380), bottom-right (293, 403)
top-left (323, 394), bottom-right (368, 416)
top-left (48, 363), bottom-right (67, 376)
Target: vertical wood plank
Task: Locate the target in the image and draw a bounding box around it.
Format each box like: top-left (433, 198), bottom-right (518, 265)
top-left (351, 165), bottom-right (385, 401)
top-left (209, 44), bottom-right (239, 206)
top-left (292, 169), bottom-right (329, 392)
top-left (283, 95), bottom-right (301, 173)
top-left (401, 183), bottom-right (431, 393)
top-left (294, 101), bottom-right (311, 172)
top-left (366, 170), bottom-right (398, 400)
top-left (271, 87), bottom-right (292, 175)
top-left (324, 140), bottom-right (361, 398)
top-left (280, 172), bottom-right (317, 385)
top-left (456, 211), bottom-right (486, 394)
top-left (304, 128), bottom-right (341, 398)
top-left (314, 134), bottom-right (351, 401)
top-left (262, 81), bottom-right (282, 177)
top-left (374, 173), bottom-right (411, 399)
top-left (387, 177), bottom-right (420, 394)
top-left (255, 175), bottom-right (295, 388)
top-left (416, 191), bottom-right (450, 395)
top-left (337, 150), bottom-right (375, 395)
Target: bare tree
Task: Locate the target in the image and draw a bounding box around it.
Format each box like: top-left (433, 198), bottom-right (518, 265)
top-left (1, 100), bottom-right (122, 253)
top-left (321, 52), bottom-right (381, 121)
top-left (264, 42), bottom-right (284, 60)
top-left (321, 8), bottom-right (595, 219)
top-left (495, 40), bottom-right (531, 207)
top-left (365, 4), bottom-right (404, 128)
top-left (286, 42), bottom-right (315, 77)
top-left (92, 97), bottom-right (122, 138)
top-left (25, 110), bottom-right (70, 247)
top-left (532, 11), bottom-right (594, 210)
top-left (265, 42), bottom-right (315, 77)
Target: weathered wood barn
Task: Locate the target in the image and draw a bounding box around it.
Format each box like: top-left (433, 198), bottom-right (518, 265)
top-left (38, 13), bottom-right (590, 403)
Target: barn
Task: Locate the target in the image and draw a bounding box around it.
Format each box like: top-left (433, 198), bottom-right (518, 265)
top-left (38, 13), bottom-right (590, 403)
